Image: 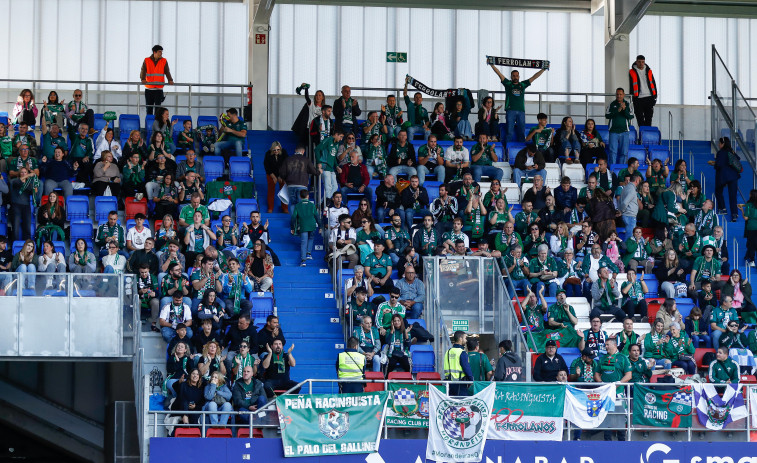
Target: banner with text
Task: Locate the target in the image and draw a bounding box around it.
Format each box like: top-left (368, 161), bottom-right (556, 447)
top-left (276, 392), bottom-right (388, 458)
top-left (474, 382), bottom-right (565, 441)
top-left (632, 384), bottom-right (692, 428)
top-left (486, 55), bottom-right (550, 70)
top-left (386, 383), bottom-right (432, 428)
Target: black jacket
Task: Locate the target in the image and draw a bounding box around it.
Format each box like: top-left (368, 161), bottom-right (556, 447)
top-left (533, 353), bottom-right (568, 382)
top-left (494, 352), bottom-right (524, 381)
top-left (400, 186), bottom-right (429, 210)
top-left (376, 184), bottom-right (402, 210)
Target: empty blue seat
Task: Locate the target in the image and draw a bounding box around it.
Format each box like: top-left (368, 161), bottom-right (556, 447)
top-left (93, 113), bottom-right (107, 132)
top-left (0, 207), bottom-right (6, 236)
top-left (639, 126), bottom-right (661, 146)
top-left (66, 196), bottom-right (90, 222)
top-left (424, 181), bottom-right (442, 203)
top-left (506, 142), bottom-right (526, 164)
top-left (562, 352), bottom-right (580, 367)
top-left (629, 125), bottom-right (638, 144)
top-left (595, 125), bottom-right (610, 143)
top-left (145, 115), bottom-right (155, 141)
top-left (628, 145), bottom-right (646, 163)
top-left (12, 241), bottom-right (24, 255)
top-left (347, 200), bottom-right (360, 216)
top-left (586, 163), bottom-right (599, 180)
top-left (175, 155), bottom-right (186, 165)
top-left (410, 345), bottom-right (435, 373)
top-left (610, 164), bottom-right (627, 177)
top-left (197, 115), bottom-right (219, 128)
top-left (203, 156), bottom-right (224, 182)
top-left (52, 241), bottom-right (66, 255)
top-left (249, 292), bottom-right (274, 322)
top-left (229, 158), bottom-right (252, 182)
top-left (648, 145), bottom-right (670, 164)
top-left (644, 279), bottom-right (659, 297)
top-left (95, 196), bottom-right (118, 224)
top-left (235, 199), bottom-right (259, 226)
top-left (406, 318), bottom-right (426, 330)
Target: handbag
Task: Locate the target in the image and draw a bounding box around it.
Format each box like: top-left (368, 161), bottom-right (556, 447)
top-left (277, 184), bottom-right (289, 205)
top-left (565, 277), bottom-right (581, 285)
top-left (212, 393), bottom-right (227, 406)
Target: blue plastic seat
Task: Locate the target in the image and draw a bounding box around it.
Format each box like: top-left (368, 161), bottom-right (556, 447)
top-left (644, 279), bottom-right (659, 298)
top-left (175, 155), bottom-right (186, 165)
top-left (119, 114), bottom-right (140, 145)
top-left (506, 142), bottom-right (526, 164)
top-left (69, 221), bottom-right (94, 250)
top-left (235, 199), bottom-right (259, 226)
top-left (610, 164), bottom-right (627, 178)
top-left (94, 196), bottom-right (118, 224)
top-left (628, 145), bottom-right (646, 164)
top-left (629, 125), bottom-right (638, 144)
top-left (424, 181), bottom-right (442, 203)
top-left (0, 207), bottom-right (6, 236)
top-left (66, 197), bottom-right (90, 222)
top-left (639, 126), bottom-right (661, 146)
top-left (12, 241), bottom-right (24, 255)
top-left (595, 125), bottom-right (610, 143)
top-left (197, 115), bottom-right (219, 128)
top-left (585, 163), bottom-right (599, 180)
top-left (406, 318), bottom-right (426, 330)
top-left (52, 241), bottom-right (66, 255)
top-left (249, 292), bottom-right (275, 322)
top-left (347, 200), bottom-right (360, 216)
top-left (648, 145), bottom-right (670, 164)
top-left (93, 113), bottom-right (106, 132)
top-left (203, 156), bottom-right (224, 182)
top-left (145, 115), bottom-right (155, 141)
top-left (229, 158), bottom-right (252, 182)
top-left (126, 219), bottom-right (150, 231)
top-left (410, 345), bottom-right (435, 373)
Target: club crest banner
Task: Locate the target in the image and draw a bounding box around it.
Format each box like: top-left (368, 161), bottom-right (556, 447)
top-left (385, 383), bottom-right (435, 427)
top-left (632, 384), bottom-right (693, 428)
top-left (426, 383), bottom-right (496, 463)
top-left (473, 382), bottom-right (565, 441)
top-left (276, 392), bottom-right (388, 458)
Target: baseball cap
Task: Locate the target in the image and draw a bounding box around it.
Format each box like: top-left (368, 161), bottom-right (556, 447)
top-left (545, 340), bottom-right (557, 347)
top-left (556, 288), bottom-right (566, 296)
top-left (581, 348), bottom-right (595, 359)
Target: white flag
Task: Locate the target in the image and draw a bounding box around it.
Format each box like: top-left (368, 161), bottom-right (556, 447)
top-left (426, 383), bottom-right (496, 463)
top-left (563, 384), bottom-right (616, 428)
top-left (749, 386), bottom-right (757, 428)
top-left (693, 383), bottom-right (747, 430)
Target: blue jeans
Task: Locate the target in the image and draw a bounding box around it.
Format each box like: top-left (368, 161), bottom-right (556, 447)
top-left (214, 138), bottom-right (244, 158)
top-left (506, 278), bottom-right (530, 296)
top-left (513, 168), bottom-right (547, 187)
top-left (471, 165), bottom-right (504, 183)
top-left (506, 110), bottom-right (525, 143)
top-left (417, 164), bottom-right (445, 184)
top-left (455, 120), bottom-right (473, 139)
top-left (389, 252), bottom-right (401, 266)
top-left (321, 171), bottom-right (338, 199)
top-left (300, 231), bottom-right (315, 262)
top-left (691, 334), bottom-right (712, 348)
top-left (564, 283), bottom-right (582, 297)
top-left (534, 281), bottom-right (558, 297)
top-left (236, 397), bottom-right (269, 422)
top-left (652, 358), bottom-right (672, 369)
top-left (375, 207), bottom-right (398, 224)
top-left (203, 401), bottom-right (233, 425)
top-left (607, 132), bottom-right (629, 165)
top-left (388, 166), bottom-right (418, 179)
top-left (407, 302), bottom-right (423, 319)
top-left (407, 125), bottom-right (430, 141)
top-left (622, 215), bottom-right (636, 239)
top-left (405, 208), bottom-right (430, 230)
top-left (16, 263), bottom-right (36, 289)
top-left (287, 185), bottom-right (308, 208)
top-left (712, 330), bottom-right (724, 348)
top-left (161, 326), bottom-right (194, 343)
top-left (560, 138), bottom-right (582, 158)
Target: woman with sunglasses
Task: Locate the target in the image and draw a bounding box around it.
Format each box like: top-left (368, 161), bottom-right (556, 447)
top-left (351, 199), bottom-right (384, 235)
top-left (232, 342), bottom-right (258, 380)
top-left (263, 141), bottom-right (288, 213)
top-left (244, 240), bottom-right (274, 292)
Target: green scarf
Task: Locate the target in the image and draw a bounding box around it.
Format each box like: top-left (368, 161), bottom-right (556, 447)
top-left (20, 175), bottom-right (40, 207)
top-left (272, 352), bottom-right (286, 373)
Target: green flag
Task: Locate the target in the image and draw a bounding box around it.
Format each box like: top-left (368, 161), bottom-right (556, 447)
top-left (633, 384), bottom-right (693, 428)
top-left (385, 383), bottom-right (446, 427)
top-left (276, 392), bottom-right (388, 458)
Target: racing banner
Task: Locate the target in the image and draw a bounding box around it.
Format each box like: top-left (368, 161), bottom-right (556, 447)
top-left (386, 382), bottom-right (432, 427)
top-left (473, 382), bottom-right (565, 441)
top-left (632, 384), bottom-right (692, 428)
top-left (276, 392), bottom-right (388, 458)
top-left (486, 55), bottom-right (550, 70)
top-left (427, 383), bottom-right (496, 463)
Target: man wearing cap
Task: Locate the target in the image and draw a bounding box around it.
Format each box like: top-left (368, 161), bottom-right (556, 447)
top-left (629, 55), bottom-right (657, 127)
top-left (141, 45), bottom-right (174, 115)
top-left (544, 289), bottom-right (582, 348)
top-left (532, 340), bottom-right (568, 382)
top-left (569, 348), bottom-right (598, 383)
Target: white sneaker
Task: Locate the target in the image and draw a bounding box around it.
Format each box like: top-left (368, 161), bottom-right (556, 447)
top-left (748, 261), bottom-right (756, 268)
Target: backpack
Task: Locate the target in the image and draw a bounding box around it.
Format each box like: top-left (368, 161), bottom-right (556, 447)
top-left (728, 151), bottom-right (744, 174)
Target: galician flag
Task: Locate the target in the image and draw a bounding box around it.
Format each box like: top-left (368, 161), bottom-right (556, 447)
top-left (563, 384), bottom-right (616, 428)
top-left (692, 383), bottom-right (747, 430)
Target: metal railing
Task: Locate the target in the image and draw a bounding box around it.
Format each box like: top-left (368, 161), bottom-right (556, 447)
top-left (0, 78), bottom-right (249, 120)
top-left (144, 378), bottom-right (757, 441)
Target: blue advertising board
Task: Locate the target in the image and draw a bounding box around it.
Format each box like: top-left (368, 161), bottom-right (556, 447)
top-left (151, 438), bottom-right (757, 463)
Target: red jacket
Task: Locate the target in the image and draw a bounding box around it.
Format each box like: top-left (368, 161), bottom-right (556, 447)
top-left (629, 66), bottom-right (657, 101)
top-left (339, 163), bottom-right (370, 187)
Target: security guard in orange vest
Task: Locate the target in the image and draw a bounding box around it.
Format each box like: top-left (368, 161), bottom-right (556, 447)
top-left (629, 55), bottom-right (657, 127)
top-left (140, 45), bottom-right (174, 116)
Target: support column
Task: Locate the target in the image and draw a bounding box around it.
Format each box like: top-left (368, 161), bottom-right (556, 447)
top-left (247, 0), bottom-right (275, 130)
top-left (605, 34), bottom-right (630, 95)
top-left (603, 0), bottom-right (654, 94)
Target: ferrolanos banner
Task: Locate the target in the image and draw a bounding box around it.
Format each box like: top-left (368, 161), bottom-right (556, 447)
top-left (276, 392), bottom-right (389, 458)
top-left (474, 382), bottom-right (565, 441)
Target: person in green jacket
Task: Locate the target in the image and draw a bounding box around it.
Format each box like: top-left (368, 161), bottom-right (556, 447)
top-left (622, 227), bottom-right (654, 273)
top-left (708, 346), bottom-right (739, 384)
top-left (628, 344), bottom-right (652, 383)
top-left (748, 328), bottom-right (757, 356)
top-left (688, 245), bottom-right (722, 300)
top-left (402, 77), bottom-right (430, 141)
top-left (719, 320), bottom-right (749, 349)
top-left (605, 88), bottom-right (634, 166)
top-left (651, 183), bottom-right (685, 229)
top-left (528, 244), bottom-right (560, 296)
top-left (664, 322), bottom-right (695, 374)
top-left (290, 189), bottom-right (320, 266)
top-left (644, 319), bottom-right (672, 370)
top-left (316, 131), bottom-right (344, 200)
top-left (544, 289), bottom-right (581, 349)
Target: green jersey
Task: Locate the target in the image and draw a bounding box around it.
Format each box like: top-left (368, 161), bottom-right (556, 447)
top-left (527, 127), bottom-right (553, 150)
top-left (597, 352), bottom-right (631, 382)
top-left (225, 119), bottom-right (247, 142)
top-left (470, 143), bottom-right (496, 166)
top-left (500, 78), bottom-right (531, 112)
top-left (464, 206), bottom-right (486, 239)
top-left (629, 357), bottom-right (652, 383)
top-left (375, 302), bottom-right (406, 329)
top-left (0, 135), bottom-right (12, 159)
top-left (70, 136), bottom-right (94, 160)
top-left (570, 357), bottom-right (598, 382)
top-left (523, 304), bottom-right (545, 331)
top-left (468, 351), bottom-right (493, 382)
top-left (364, 252), bottom-right (391, 278)
top-left (548, 303), bottom-right (576, 327)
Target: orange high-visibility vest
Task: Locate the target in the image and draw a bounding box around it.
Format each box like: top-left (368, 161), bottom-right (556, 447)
top-left (144, 57), bottom-right (167, 89)
top-left (629, 67), bottom-right (657, 99)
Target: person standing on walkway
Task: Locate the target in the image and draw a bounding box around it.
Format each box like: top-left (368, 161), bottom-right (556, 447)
top-left (290, 189), bottom-right (320, 266)
top-left (280, 146), bottom-right (317, 208)
top-left (141, 45), bottom-right (174, 116)
top-left (605, 88), bottom-right (634, 165)
top-left (629, 55), bottom-right (657, 127)
top-left (709, 136), bottom-right (741, 222)
top-left (489, 64), bottom-right (546, 143)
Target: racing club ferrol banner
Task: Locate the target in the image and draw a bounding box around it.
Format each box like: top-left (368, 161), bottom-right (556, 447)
top-left (473, 382), bottom-right (565, 441)
top-left (276, 392), bottom-right (388, 458)
top-left (385, 382), bottom-right (434, 427)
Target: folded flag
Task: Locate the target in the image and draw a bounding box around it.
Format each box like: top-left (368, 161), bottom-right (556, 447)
top-left (692, 383), bottom-right (747, 430)
top-left (563, 383), bottom-right (615, 428)
top-left (486, 55), bottom-right (550, 70)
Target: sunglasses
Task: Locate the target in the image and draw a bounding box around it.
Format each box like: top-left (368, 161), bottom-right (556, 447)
top-left (361, 220), bottom-right (369, 224)
top-left (74, 94), bottom-right (82, 97)
top-left (390, 295), bottom-right (399, 299)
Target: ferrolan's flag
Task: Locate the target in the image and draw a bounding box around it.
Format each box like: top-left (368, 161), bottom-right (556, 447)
top-left (276, 392), bottom-right (389, 458)
top-left (692, 383), bottom-right (747, 430)
top-left (563, 384), bottom-right (616, 428)
top-left (633, 384), bottom-right (692, 428)
top-left (426, 383), bottom-right (496, 463)
top-left (474, 382), bottom-right (565, 441)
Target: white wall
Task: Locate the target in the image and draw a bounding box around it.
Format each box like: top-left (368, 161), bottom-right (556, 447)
top-left (0, 0), bottom-right (248, 87)
top-left (270, 4), bottom-right (757, 107)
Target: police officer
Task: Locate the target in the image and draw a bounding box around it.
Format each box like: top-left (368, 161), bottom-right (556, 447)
top-left (444, 330), bottom-right (473, 396)
top-left (337, 336), bottom-right (366, 393)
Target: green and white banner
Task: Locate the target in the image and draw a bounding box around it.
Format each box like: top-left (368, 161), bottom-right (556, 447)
top-left (474, 382), bottom-right (565, 441)
top-left (276, 392), bottom-right (389, 458)
top-left (385, 383), bottom-right (431, 428)
top-left (633, 384), bottom-right (693, 428)
top-left (427, 383), bottom-right (496, 463)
